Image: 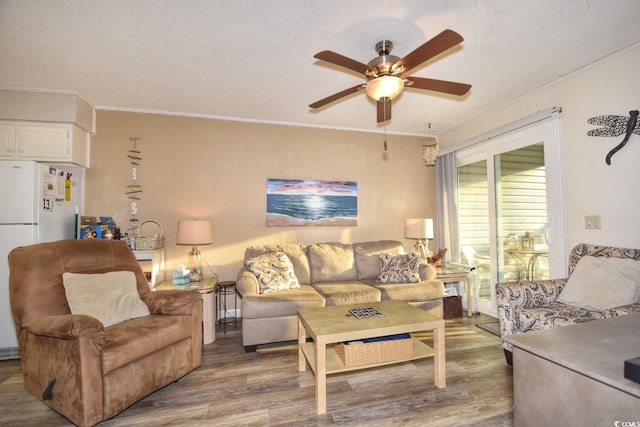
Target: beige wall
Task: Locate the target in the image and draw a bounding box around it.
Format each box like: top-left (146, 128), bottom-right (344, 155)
top-left (85, 111), bottom-right (436, 281)
top-left (439, 44), bottom-right (640, 250)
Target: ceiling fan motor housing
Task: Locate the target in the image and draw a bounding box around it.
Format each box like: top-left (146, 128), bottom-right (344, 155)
top-left (366, 40), bottom-right (403, 79)
top-left (376, 40), bottom-right (393, 56)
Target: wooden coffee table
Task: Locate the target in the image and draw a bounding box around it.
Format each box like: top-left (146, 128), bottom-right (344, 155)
top-left (298, 300), bottom-right (446, 414)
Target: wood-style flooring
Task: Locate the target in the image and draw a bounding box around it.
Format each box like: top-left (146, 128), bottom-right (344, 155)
top-left (0, 313), bottom-right (513, 426)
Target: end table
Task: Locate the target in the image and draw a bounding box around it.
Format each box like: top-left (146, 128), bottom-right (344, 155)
top-left (436, 265), bottom-right (474, 317)
top-left (153, 277), bottom-right (217, 344)
top-left (216, 280), bottom-right (238, 333)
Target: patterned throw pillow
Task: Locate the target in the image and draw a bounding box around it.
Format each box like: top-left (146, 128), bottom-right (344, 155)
top-left (377, 252), bottom-right (421, 283)
top-left (245, 251), bottom-right (301, 294)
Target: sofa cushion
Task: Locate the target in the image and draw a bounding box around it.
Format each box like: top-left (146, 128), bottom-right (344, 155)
top-left (63, 271), bottom-right (150, 327)
top-left (308, 242), bottom-right (357, 283)
top-left (245, 252), bottom-right (301, 294)
top-left (557, 256), bottom-right (640, 310)
top-left (353, 240), bottom-right (405, 280)
top-left (245, 244), bottom-right (311, 284)
top-left (241, 285), bottom-right (326, 318)
top-left (311, 282), bottom-right (381, 306)
top-left (369, 279), bottom-right (444, 302)
top-left (377, 252), bottom-right (421, 283)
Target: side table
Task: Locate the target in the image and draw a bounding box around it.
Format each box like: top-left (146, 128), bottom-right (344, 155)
top-left (436, 265), bottom-right (474, 317)
top-left (216, 280), bottom-right (238, 333)
top-left (153, 277), bottom-right (217, 344)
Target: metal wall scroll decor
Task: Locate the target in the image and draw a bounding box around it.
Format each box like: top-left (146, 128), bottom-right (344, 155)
top-left (126, 137), bottom-right (142, 235)
top-left (587, 110), bottom-right (640, 165)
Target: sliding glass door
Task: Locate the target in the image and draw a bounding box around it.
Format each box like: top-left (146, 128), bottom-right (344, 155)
top-left (455, 119), bottom-right (565, 316)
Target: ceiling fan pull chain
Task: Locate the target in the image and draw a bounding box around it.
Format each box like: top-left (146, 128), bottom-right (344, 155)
top-left (384, 126), bottom-right (388, 151)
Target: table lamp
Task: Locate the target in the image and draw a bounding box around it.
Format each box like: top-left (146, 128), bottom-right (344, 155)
top-left (405, 218), bottom-right (434, 261)
top-left (176, 219), bottom-right (212, 282)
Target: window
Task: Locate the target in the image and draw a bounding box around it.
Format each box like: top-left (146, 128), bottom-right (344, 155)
top-left (440, 117), bottom-right (566, 316)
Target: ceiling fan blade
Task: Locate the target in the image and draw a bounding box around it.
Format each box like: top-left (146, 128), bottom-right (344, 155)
top-left (309, 85), bottom-right (363, 109)
top-left (396, 29), bottom-right (463, 74)
top-left (406, 76), bottom-right (471, 96)
top-left (314, 50), bottom-right (368, 74)
top-left (377, 98), bottom-right (392, 123)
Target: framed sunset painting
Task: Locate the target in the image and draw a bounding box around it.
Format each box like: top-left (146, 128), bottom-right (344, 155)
top-left (266, 178), bottom-right (357, 226)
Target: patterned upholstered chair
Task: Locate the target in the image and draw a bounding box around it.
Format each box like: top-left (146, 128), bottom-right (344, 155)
top-left (496, 243), bottom-right (640, 364)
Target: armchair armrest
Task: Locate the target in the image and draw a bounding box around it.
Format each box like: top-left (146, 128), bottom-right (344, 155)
top-left (143, 290), bottom-right (202, 315)
top-left (496, 278), bottom-right (567, 341)
top-left (236, 266), bottom-right (260, 297)
top-left (26, 314), bottom-right (104, 340)
top-left (20, 314), bottom-right (106, 424)
top-left (496, 278), bottom-right (567, 310)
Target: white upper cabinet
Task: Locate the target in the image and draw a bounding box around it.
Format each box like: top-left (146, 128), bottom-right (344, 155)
top-left (0, 123), bottom-right (16, 158)
top-left (0, 121), bottom-right (90, 167)
top-left (0, 89), bottom-right (94, 167)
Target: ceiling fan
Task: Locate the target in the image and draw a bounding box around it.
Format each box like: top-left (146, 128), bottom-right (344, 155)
top-left (309, 29), bottom-right (471, 123)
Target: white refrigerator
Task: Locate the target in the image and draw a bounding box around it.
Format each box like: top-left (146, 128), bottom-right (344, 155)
top-left (0, 160), bottom-right (83, 359)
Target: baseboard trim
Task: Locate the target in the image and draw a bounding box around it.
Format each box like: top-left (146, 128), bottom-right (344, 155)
top-left (218, 309), bottom-right (241, 320)
top-left (0, 346), bottom-right (20, 360)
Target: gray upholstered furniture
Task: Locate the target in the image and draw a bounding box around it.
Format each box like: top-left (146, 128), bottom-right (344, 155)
top-left (505, 314), bottom-right (640, 424)
top-left (236, 240), bottom-right (444, 352)
top-left (496, 243), bottom-right (640, 364)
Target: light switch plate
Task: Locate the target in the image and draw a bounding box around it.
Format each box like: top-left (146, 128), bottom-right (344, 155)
top-left (585, 215), bottom-right (601, 229)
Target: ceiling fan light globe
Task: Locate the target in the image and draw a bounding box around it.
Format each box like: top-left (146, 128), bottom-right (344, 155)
top-left (365, 75), bottom-right (404, 101)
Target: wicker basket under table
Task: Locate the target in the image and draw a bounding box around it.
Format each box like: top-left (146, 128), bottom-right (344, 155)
top-left (443, 296), bottom-right (463, 319)
top-left (333, 337), bottom-right (414, 367)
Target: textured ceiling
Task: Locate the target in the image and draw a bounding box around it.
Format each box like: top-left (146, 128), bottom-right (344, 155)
top-left (1, 0), bottom-right (639, 139)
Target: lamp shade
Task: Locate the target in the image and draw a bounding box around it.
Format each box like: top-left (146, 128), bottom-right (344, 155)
top-left (365, 75), bottom-right (404, 101)
top-left (176, 219), bottom-right (212, 245)
top-left (405, 218), bottom-right (434, 240)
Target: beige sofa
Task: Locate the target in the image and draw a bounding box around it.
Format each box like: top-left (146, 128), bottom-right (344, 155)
top-left (236, 240), bottom-right (444, 352)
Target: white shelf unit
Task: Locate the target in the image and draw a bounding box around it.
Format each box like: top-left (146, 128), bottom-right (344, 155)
top-left (133, 248), bottom-right (165, 287)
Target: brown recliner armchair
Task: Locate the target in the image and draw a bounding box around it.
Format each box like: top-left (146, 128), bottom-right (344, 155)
top-left (8, 239), bottom-right (203, 427)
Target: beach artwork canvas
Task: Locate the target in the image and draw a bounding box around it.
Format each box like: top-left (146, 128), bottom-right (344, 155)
top-left (266, 178), bottom-right (357, 226)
